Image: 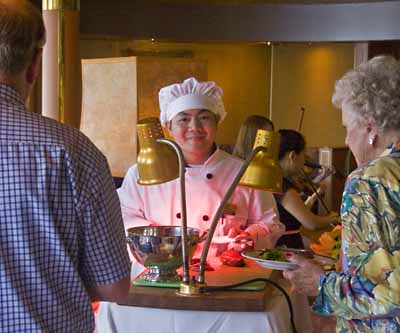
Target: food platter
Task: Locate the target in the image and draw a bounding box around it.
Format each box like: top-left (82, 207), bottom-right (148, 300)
top-left (242, 250), bottom-right (299, 271)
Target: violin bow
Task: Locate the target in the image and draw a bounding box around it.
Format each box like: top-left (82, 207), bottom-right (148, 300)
top-left (297, 106), bottom-right (305, 132)
top-left (302, 170), bottom-right (330, 214)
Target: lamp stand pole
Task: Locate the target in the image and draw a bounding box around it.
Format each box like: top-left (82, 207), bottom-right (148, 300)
top-left (197, 146), bottom-right (265, 285)
top-left (157, 139), bottom-right (190, 284)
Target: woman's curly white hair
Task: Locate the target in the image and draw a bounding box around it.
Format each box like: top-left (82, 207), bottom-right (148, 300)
top-left (332, 55), bottom-right (400, 132)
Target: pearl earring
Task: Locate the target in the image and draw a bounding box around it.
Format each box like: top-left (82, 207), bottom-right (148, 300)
top-left (368, 137), bottom-right (374, 145)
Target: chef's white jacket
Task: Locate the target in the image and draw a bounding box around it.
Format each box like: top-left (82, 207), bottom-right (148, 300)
top-left (118, 149), bottom-right (280, 254)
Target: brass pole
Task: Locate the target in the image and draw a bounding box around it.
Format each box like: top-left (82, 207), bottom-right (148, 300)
top-left (42, 0), bottom-right (81, 125)
top-left (43, 0), bottom-right (80, 11)
top-left (58, 9), bottom-right (65, 122)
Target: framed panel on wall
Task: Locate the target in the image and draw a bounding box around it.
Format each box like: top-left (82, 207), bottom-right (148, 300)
top-left (81, 57), bottom-right (138, 178)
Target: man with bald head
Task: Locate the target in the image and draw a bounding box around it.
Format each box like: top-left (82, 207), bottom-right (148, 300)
top-left (0, 1), bottom-right (130, 331)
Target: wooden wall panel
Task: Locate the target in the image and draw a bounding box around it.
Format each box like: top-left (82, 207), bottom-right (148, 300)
top-left (137, 58), bottom-right (207, 120)
top-left (81, 57), bottom-right (138, 177)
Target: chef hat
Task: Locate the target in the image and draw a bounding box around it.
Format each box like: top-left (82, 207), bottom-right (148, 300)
top-left (159, 77), bottom-right (226, 126)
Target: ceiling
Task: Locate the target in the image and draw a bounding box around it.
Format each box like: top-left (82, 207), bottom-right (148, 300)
top-left (32, 0), bottom-right (400, 42)
top-left (146, 0), bottom-right (393, 3)
top-left (31, 0), bottom-right (395, 6)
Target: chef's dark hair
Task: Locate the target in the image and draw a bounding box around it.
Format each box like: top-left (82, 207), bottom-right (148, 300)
top-left (278, 129), bottom-right (306, 161)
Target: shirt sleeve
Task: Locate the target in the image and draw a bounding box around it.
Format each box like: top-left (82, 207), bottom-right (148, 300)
top-left (76, 148), bottom-right (131, 288)
top-left (117, 165), bottom-right (152, 230)
top-left (244, 188), bottom-right (281, 249)
top-left (312, 177), bottom-right (400, 319)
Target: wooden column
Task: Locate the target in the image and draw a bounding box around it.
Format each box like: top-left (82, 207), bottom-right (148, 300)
top-left (42, 0), bottom-right (81, 127)
top-left (354, 42), bottom-right (369, 67)
top-left (354, 41), bottom-right (400, 68)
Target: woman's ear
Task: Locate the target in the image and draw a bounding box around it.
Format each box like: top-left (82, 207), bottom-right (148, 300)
top-left (366, 118), bottom-right (378, 146)
top-left (287, 150), bottom-right (296, 164)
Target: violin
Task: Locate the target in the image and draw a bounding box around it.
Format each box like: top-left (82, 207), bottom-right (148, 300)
top-left (290, 172), bottom-right (314, 196)
top-left (294, 107), bottom-right (344, 214)
top-left (289, 159), bottom-right (332, 213)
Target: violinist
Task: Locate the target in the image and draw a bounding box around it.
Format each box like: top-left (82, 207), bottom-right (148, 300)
top-left (273, 129), bottom-right (338, 249)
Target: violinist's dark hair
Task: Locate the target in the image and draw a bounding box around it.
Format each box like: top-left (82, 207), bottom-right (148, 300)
top-left (278, 129), bottom-right (306, 160)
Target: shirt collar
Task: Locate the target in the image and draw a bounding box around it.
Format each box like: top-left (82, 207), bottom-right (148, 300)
top-left (202, 148), bottom-right (228, 166)
top-left (185, 149), bottom-right (227, 173)
top-left (0, 84), bottom-right (25, 107)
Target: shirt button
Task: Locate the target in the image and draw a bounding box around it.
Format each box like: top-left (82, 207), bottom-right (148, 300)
top-left (202, 215), bottom-right (209, 221)
top-left (206, 173), bottom-right (213, 179)
top-left (176, 212), bottom-right (181, 219)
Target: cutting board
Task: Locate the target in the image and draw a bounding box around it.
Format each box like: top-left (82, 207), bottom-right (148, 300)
top-left (119, 259), bottom-right (282, 312)
top-left (134, 258), bottom-right (269, 290)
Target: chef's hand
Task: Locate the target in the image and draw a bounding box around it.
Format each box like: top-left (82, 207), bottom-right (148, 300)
top-left (227, 227), bottom-right (254, 252)
top-left (282, 253), bottom-right (324, 296)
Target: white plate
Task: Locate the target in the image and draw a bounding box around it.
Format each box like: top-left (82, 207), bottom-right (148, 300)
top-left (242, 251), bottom-right (299, 271)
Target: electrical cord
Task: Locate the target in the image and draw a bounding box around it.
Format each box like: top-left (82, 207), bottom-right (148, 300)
top-left (204, 278), bottom-right (297, 333)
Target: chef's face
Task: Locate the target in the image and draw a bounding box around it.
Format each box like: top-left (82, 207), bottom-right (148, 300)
top-left (167, 109), bottom-right (218, 161)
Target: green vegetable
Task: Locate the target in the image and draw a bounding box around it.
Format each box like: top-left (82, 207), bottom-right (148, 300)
top-left (258, 249), bottom-right (287, 262)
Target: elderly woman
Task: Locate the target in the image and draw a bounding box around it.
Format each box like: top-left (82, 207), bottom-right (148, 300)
top-left (283, 55), bottom-right (400, 332)
top-left (118, 78), bottom-right (281, 271)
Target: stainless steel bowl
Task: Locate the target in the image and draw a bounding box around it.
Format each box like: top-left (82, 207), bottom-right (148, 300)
top-left (126, 226), bottom-right (201, 282)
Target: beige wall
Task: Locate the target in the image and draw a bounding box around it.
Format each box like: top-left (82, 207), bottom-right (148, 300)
top-left (80, 39), bottom-right (354, 148)
top-left (80, 39), bottom-right (271, 146)
top-left (271, 43), bottom-right (354, 148)
top-left (191, 43), bottom-right (270, 146)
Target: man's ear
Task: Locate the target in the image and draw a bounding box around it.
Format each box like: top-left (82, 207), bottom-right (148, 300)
top-left (166, 121), bottom-right (172, 132)
top-left (26, 48), bottom-right (42, 85)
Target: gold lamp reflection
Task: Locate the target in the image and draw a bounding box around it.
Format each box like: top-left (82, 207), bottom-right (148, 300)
top-left (137, 119), bottom-right (282, 295)
top-left (136, 117), bottom-right (179, 184)
top-left (240, 129), bottom-right (282, 192)
top-left (136, 117), bottom-right (191, 285)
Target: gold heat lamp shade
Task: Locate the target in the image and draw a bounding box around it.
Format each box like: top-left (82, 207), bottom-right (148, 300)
top-left (239, 129), bottom-right (282, 193)
top-left (136, 117), bottom-right (179, 185)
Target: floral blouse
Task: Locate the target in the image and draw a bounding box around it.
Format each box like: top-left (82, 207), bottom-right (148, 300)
top-left (312, 151), bottom-right (400, 333)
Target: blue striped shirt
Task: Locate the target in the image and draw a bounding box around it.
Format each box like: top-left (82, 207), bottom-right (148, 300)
top-left (0, 84), bottom-right (130, 332)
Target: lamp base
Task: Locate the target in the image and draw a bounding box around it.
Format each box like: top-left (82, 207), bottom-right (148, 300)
top-left (176, 282), bottom-right (208, 296)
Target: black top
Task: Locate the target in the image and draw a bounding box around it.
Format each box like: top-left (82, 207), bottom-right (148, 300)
top-left (274, 177), bottom-right (304, 249)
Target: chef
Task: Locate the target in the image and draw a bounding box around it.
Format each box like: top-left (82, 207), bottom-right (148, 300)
top-left (118, 77), bottom-right (282, 265)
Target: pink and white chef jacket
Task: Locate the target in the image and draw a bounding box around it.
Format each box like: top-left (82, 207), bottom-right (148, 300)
top-left (118, 149), bottom-right (279, 255)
